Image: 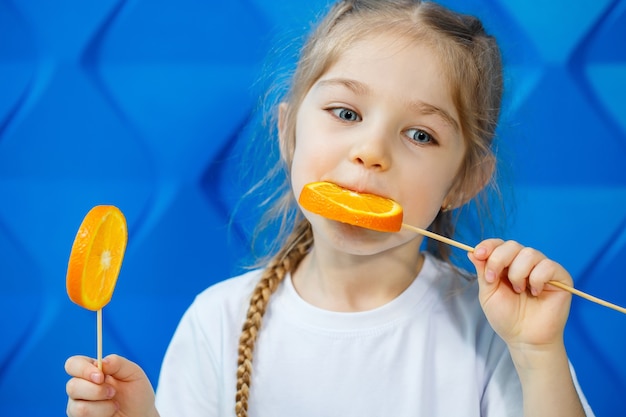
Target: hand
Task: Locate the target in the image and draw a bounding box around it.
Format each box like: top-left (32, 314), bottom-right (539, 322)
top-left (65, 354), bottom-right (159, 417)
top-left (467, 239), bottom-right (573, 351)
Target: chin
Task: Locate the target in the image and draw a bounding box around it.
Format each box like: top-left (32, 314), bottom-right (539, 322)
top-left (310, 216), bottom-right (417, 256)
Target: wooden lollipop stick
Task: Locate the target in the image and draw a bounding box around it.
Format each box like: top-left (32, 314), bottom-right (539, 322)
top-left (402, 224), bottom-right (475, 252)
top-left (402, 223), bottom-right (626, 315)
top-left (547, 280), bottom-right (626, 314)
top-left (97, 308), bottom-right (103, 371)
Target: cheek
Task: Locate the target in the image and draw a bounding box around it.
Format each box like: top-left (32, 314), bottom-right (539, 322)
top-left (290, 148), bottom-right (308, 201)
top-left (400, 189), bottom-right (445, 229)
top-left (290, 135), bottom-right (324, 201)
top-left (290, 123), bottom-right (342, 199)
top-left (397, 160), bottom-right (462, 228)
top-left (289, 120), bottom-right (313, 199)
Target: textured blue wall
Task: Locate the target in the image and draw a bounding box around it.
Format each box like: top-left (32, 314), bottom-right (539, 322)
top-left (1, 0), bottom-right (625, 416)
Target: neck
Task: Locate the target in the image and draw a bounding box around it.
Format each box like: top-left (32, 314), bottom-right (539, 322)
top-left (292, 240), bottom-right (424, 312)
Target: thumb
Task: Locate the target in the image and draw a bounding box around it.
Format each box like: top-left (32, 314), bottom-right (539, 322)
top-left (467, 246), bottom-right (487, 280)
top-left (102, 354), bottom-right (146, 382)
top-left (467, 245), bottom-right (500, 295)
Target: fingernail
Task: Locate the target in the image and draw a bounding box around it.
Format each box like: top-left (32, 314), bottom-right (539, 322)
top-left (90, 372), bottom-right (103, 384)
top-left (475, 247), bottom-right (487, 257)
top-left (486, 270), bottom-right (496, 283)
top-left (531, 287), bottom-right (539, 297)
top-left (513, 285), bottom-right (523, 293)
top-left (106, 386), bottom-right (116, 399)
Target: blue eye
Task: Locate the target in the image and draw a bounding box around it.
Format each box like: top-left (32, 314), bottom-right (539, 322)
top-left (331, 108), bottom-right (361, 122)
top-left (406, 128), bottom-right (435, 144)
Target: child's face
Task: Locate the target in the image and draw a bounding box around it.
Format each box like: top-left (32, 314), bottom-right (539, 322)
top-left (288, 34), bottom-right (466, 255)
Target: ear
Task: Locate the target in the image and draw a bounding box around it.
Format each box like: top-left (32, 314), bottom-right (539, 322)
top-left (443, 156), bottom-right (495, 209)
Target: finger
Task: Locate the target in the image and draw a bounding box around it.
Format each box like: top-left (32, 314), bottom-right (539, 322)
top-left (469, 238), bottom-right (503, 262)
top-left (66, 376), bottom-right (116, 402)
top-left (528, 258), bottom-right (568, 297)
top-left (467, 238), bottom-right (504, 282)
top-left (67, 398), bottom-right (118, 417)
top-left (65, 356), bottom-right (104, 384)
top-left (483, 240), bottom-right (524, 289)
top-left (507, 246), bottom-right (545, 294)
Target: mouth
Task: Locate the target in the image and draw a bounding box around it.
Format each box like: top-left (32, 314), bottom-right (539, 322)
top-left (299, 181), bottom-right (404, 232)
top-left (324, 180), bottom-right (391, 201)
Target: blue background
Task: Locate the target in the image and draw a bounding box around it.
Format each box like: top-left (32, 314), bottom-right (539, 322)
top-left (1, 0), bottom-right (625, 415)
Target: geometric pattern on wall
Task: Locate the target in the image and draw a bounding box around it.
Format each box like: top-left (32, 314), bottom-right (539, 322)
top-left (0, 0), bottom-right (624, 415)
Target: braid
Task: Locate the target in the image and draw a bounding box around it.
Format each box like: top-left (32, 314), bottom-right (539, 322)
top-left (233, 0), bottom-right (503, 412)
top-left (235, 219), bottom-right (313, 417)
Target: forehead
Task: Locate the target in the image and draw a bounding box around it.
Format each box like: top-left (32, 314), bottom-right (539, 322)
top-left (317, 33), bottom-right (459, 123)
top-left (329, 33), bottom-right (447, 83)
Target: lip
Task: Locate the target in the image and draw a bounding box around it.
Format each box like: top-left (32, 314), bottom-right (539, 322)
top-left (323, 179), bottom-right (391, 200)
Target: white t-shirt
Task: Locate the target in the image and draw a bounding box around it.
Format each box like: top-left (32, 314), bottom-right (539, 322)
top-left (155, 253), bottom-right (593, 416)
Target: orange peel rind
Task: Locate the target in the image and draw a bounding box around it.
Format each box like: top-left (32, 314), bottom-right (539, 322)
top-left (66, 205), bottom-right (127, 311)
top-left (298, 181), bottom-right (403, 232)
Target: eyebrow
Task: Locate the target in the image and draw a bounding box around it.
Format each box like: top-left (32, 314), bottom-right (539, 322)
top-left (315, 77), bottom-right (370, 96)
top-left (315, 77), bottom-right (460, 132)
top-left (409, 101), bottom-right (460, 132)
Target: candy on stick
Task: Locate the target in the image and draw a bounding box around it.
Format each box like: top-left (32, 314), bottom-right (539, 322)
top-left (299, 181), bottom-right (626, 315)
top-left (66, 205), bottom-right (128, 369)
top-left (298, 181), bottom-right (403, 232)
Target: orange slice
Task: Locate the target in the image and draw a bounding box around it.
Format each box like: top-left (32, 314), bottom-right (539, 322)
top-left (298, 181), bottom-right (403, 232)
top-left (66, 205), bottom-right (128, 311)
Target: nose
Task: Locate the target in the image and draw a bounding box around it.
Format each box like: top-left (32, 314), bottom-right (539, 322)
top-left (349, 133), bottom-right (391, 171)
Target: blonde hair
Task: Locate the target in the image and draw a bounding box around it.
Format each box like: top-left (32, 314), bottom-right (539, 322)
top-left (235, 1), bottom-right (503, 415)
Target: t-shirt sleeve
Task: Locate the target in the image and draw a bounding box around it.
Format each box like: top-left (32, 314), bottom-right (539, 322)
top-left (570, 362), bottom-right (595, 416)
top-left (480, 335), bottom-right (524, 417)
top-left (480, 334), bottom-right (595, 416)
top-left (155, 299), bottom-right (222, 416)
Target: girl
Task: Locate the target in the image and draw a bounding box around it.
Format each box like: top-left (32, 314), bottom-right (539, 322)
top-left (65, 0), bottom-right (594, 416)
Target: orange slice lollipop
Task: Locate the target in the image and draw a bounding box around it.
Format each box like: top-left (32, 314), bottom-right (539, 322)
top-left (66, 205), bottom-right (127, 311)
top-left (298, 181), bottom-right (403, 232)
top-left (299, 184), bottom-right (626, 316)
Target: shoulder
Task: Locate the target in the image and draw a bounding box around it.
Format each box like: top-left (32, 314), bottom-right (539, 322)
top-left (189, 269), bottom-right (261, 319)
top-left (168, 269), bottom-right (263, 343)
top-left (165, 269), bottom-right (262, 359)
top-left (424, 255), bottom-right (520, 395)
top-left (424, 253), bottom-right (479, 305)
top-left (157, 270), bottom-right (263, 415)
top-left (197, 269), bottom-right (261, 300)
top-left (424, 254), bottom-right (500, 345)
